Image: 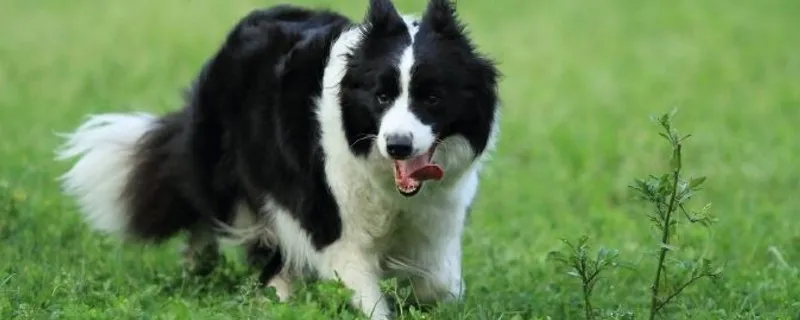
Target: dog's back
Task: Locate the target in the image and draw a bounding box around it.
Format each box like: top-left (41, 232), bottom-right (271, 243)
top-left (56, 5), bottom-right (352, 243)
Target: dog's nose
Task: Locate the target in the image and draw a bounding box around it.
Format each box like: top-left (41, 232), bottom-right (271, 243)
top-left (385, 133), bottom-right (413, 159)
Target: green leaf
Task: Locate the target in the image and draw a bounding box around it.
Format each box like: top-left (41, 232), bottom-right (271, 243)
top-left (689, 176), bottom-right (707, 189)
top-left (659, 243), bottom-right (677, 251)
top-left (567, 270), bottom-right (580, 278)
top-left (659, 112), bottom-right (671, 127)
top-left (698, 202), bottom-right (713, 215)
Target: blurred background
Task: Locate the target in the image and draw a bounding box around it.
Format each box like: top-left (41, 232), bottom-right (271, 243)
top-left (1, 0), bottom-right (798, 318)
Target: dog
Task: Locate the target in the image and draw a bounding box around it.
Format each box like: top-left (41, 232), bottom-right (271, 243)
top-left (55, 0), bottom-right (499, 318)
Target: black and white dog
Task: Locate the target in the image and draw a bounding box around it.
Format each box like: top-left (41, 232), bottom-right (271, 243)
top-left (56, 0), bottom-right (499, 318)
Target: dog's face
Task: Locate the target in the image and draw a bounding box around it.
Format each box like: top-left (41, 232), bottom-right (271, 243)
top-left (339, 0), bottom-right (498, 196)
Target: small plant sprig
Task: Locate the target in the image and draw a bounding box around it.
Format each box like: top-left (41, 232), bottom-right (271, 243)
top-left (628, 109), bottom-right (722, 319)
top-left (548, 236), bottom-right (620, 320)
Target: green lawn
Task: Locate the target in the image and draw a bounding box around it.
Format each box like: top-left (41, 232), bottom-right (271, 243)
top-left (1, 0), bottom-right (799, 319)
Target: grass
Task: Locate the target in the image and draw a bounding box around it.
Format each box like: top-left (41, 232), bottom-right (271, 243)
top-left (1, 0), bottom-right (799, 318)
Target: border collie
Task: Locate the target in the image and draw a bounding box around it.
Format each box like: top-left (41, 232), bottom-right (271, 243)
top-left (56, 0), bottom-right (499, 318)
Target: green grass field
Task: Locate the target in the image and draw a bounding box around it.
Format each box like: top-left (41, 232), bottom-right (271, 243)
top-left (2, 0), bottom-right (799, 319)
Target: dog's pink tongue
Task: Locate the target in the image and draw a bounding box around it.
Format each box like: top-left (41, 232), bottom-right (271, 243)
top-left (409, 164), bottom-right (443, 181)
top-left (396, 154), bottom-right (444, 182)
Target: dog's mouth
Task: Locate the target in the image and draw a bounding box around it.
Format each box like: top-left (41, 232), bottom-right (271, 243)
top-left (392, 143), bottom-right (444, 197)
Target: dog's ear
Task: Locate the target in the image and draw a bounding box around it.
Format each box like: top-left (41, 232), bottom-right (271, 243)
top-left (421, 0), bottom-right (464, 38)
top-left (364, 0), bottom-right (406, 36)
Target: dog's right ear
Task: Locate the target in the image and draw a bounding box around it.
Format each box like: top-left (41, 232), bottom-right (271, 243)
top-left (420, 0), bottom-right (464, 39)
top-left (364, 0), bottom-right (406, 36)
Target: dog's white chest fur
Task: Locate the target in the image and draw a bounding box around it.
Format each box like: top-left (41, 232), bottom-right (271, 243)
top-left (304, 134), bottom-right (478, 320)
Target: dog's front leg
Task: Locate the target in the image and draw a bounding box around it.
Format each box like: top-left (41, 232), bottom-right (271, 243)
top-left (319, 241), bottom-right (390, 320)
top-left (409, 233), bottom-right (465, 305)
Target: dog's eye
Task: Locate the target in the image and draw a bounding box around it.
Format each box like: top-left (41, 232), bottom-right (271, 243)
top-left (423, 95), bottom-right (441, 106)
top-left (376, 93), bottom-right (390, 105)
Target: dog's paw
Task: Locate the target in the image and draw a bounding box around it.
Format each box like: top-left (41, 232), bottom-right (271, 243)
top-left (180, 244), bottom-right (220, 276)
top-left (263, 274), bottom-right (292, 302)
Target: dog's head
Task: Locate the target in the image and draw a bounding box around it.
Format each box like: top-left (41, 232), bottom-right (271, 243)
top-left (339, 0), bottom-right (499, 197)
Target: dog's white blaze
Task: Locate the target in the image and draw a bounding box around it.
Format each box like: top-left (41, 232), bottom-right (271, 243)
top-left (402, 14), bottom-right (420, 37)
top-left (55, 113), bottom-right (157, 235)
top-left (376, 44), bottom-right (437, 159)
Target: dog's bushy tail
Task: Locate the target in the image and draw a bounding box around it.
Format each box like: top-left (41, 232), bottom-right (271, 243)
top-left (56, 113), bottom-right (156, 235)
top-left (56, 112), bottom-right (198, 242)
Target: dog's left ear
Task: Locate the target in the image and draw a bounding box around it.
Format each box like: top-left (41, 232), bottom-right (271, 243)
top-left (420, 0), bottom-right (464, 37)
top-left (365, 0), bottom-right (406, 36)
